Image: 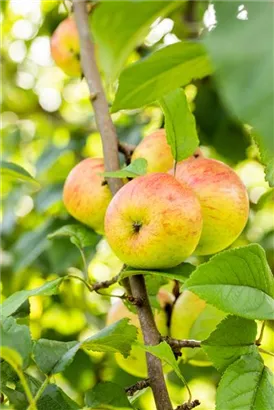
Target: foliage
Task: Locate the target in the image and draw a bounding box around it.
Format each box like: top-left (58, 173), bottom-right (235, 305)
top-left (1, 1), bottom-right (273, 409)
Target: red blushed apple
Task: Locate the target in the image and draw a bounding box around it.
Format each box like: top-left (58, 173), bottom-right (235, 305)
top-left (171, 157), bottom-right (249, 255)
top-left (104, 173), bottom-right (203, 269)
top-left (131, 129), bottom-right (174, 173)
top-left (63, 158), bottom-right (112, 234)
top-left (51, 17), bottom-right (81, 76)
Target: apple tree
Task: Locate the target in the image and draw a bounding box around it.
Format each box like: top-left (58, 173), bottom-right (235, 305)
top-left (1, 1), bottom-right (274, 409)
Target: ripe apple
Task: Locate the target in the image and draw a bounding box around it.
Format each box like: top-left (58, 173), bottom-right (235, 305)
top-left (104, 173), bottom-right (203, 269)
top-left (171, 157), bottom-right (249, 255)
top-left (107, 289), bottom-right (174, 377)
top-left (131, 129), bottom-right (174, 173)
top-left (63, 158), bottom-right (112, 234)
top-left (51, 17), bottom-right (81, 76)
top-left (170, 290), bottom-right (225, 366)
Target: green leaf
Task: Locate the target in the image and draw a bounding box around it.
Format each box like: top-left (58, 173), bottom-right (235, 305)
top-left (160, 88), bottom-right (199, 162)
top-left (202, 316), bottom-right (257, 372)
top-left (0, 346), bottom-right (23, 370)
top-left (0, 161), bottom-right (40, 191)
top-left (216, 353), bottom-right (274, 410)
top-left (184, 244), bottom-right (274, 320)
top-left (85, 381), bottom-right (134, 409)
top-left (1, 277), bottom-right (64, 318)
top-left (33, 339), bottom-right (78, 375)
top-left (101, 158), bottom-right (148, 178)
top-left (204, 2), bottom-right (274, 185)
top-left (112, 42), bottom-right (213, 112)
top-left (37, 384), bottom-right (80, 410)
top-left (1, 317), bottom-right (32, 369)
top-left (0, 385), bottom-right (27, 410)
top-left (91, 1), bottom-right (179, 81)
top-left (52, 319), bottom-right (138, 374)
top-left (141, 341), bottom-right (188, 387)
top-left (120, 262), bottom-right (195, 282)
top-left (48, 224), bottom-right (98, 249)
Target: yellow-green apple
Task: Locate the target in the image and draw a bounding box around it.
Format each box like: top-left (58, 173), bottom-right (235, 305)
top-left (63, 158), bottom-right (112, 234)
top-left (171, 157), bottom-right (249, 255)
top-left (131, 129), bottom-right (174, 173)
top-left (51, 17), bottom-right (81, 76)
top-left (107, 289), bottom-right (174, 377)
top-left (170, 290), bottom-right (225, 366)
top-left (104, 173), bottom-right (203, 269)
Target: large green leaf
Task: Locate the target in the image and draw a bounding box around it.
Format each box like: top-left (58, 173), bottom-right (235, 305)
top-left (0, 317), bottom-right (32, 369)
top-left (216, 353), bottom-right (274, 410)
top-left (142, 341), bottom-right (188, 388)
top-left (91, 1), bottom-right (179, 81)
top-left (52, 319), bottom-right (138, 374)
top-left (120, 262), bottom-right (195, 282)
top-left (33, 339), bottom-right (78, 375)
top-left (184, 244), bottom-right (274, 320)
top-left (85, 382), bottom-right (134, 410)
top-left (1, 161), bottom-right (40, 191)
top-left (112, 42), bottom-right (212, 112)
top-left (101, 158), bottom-right (147, 178)
top-left (204, 2), bottom-right (274, 185)
top-left (37, 384), bottom-right (80, 410)
top-left (160, 88), bottom-right (199, 162)
top-left (1, 277), bottom-right (64, 318)
top-left (202, 316), bottom-right (257, 372)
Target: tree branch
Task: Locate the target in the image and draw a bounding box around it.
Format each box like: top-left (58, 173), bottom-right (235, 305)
top-left (125, 378), bottom-right (150, 396)
top-left (130, 275), bottom-right (173, 409)
top-left (73, 0), bottom-right (122, 195)
top-left (72, 2), bottom-right (172, 409)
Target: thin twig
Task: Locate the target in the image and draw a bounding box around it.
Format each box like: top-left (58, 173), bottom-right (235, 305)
top-left (73, 2), bottom-right (173, 408)
top-left (175, 399), bottom-right (201, 410)
top-left (118, 141), bottom-right (136, 165)
top-left (259, 348), bottom-right (274, 357)
top-left (163, 336), bottom-right (201, 349)
top-left (125, 378), bottom-right (150, 396)
top-left (90, 274), bottom-right (120, 291)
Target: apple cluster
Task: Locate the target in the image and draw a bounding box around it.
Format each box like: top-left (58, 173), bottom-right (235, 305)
top-left (62, 129), bottom-right (249, 372)
top-left (64, 129), bottom-right (249, 268)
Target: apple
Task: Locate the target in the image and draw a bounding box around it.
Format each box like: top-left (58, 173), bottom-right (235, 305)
top-left (131, 129), bottom-right (174, 173)
top-left (170, 290), bottom-right (225, 366)
top-left (51, 17), bottom-right (81, 76)
top-left (63, 158), bottom-right (112, 234)
top-left (107, 289), bottom-right (174, 377)
top-left (104, 173), bottom-right (203, 269)
top-left (171, 157), bottom-right (249, 255)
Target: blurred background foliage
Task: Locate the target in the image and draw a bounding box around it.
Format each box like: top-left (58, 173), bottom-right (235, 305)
top-left (1, 1), bottom-right (273, 409)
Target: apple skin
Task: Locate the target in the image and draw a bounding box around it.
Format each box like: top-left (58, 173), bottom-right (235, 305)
top-left (51, 17), bottom-right (81, 76)
top-left (170, 290), bottom-right (225, 366)
top-left (171, 157), bottom-right (249, 255)
top-left (107, 289), bottom-right (174, 377)
top-left (104, 173), bottom-right (203, 269)
top-left (132, 129), bottom-right (174, 173)
top-left (63, 158), bottom-right (112, 234)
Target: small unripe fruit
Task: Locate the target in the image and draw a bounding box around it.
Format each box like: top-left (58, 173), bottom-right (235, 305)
top-left (170, 290), bottom-right (225, 366)
top-left (107, 289), bottom-right (174, 377)
top-left (63, 158), bottom-right (112, 234)
top-left (171, 157), bottom-right (249, 255)
top-left (51, 17), bottom-right (81, 76)
top-left (132, 129), bottom-right (174, 173)
top-left (104, 173), bottom-right (203, 269)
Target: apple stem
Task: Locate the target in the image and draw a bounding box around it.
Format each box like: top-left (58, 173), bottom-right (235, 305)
top-left (72, 2), bottom-right (173, 409)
